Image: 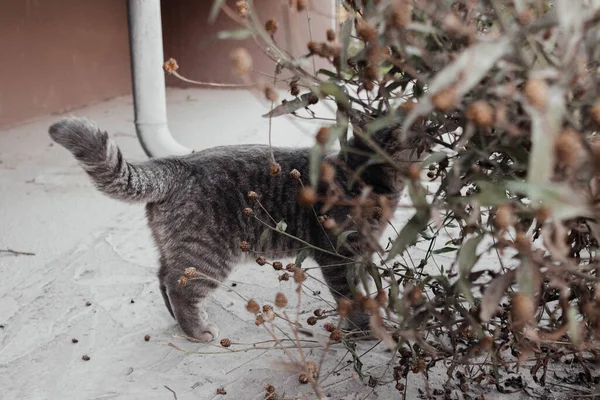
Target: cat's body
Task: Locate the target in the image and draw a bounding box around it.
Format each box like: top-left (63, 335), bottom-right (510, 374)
top-left (49, 117), bottom-right (425, 342)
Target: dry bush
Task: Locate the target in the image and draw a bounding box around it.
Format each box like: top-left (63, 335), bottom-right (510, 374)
top-left (169, 0), bottom-right (600, 398)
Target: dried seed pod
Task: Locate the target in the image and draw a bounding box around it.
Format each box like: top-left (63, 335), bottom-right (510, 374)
top-left (278, 272), bottom-right (290, 281)
top-left (316, 127), bottom-right (329, 145)
top-left (289, 169), bottom-right (301, 180)
top-left (307, 41), bottom-right (319, 55)
top-left (407, 163), bottom-right (421, 180)
top-left (285, 263), bottom-right (297, 271)
top-left (184, 267), bottom-right (198, 278)
top-left (314, 308), bottom-right (325, 317)
top-left (357, 21), bottom-right (377, 42)
top-left (262, 304), bottom-right (273, 313)
top-left (255, 314), bottom-right (265, 326)
top-left (466, 101), bottom-right (495, 127)
top-left (242, 207), bottom-right (254, 217)
top-left (375, 289), bottom-right (388, 307)
top-left (323, 322), bottom-right (336, 332)
top-left (272, 261), bottom-right (283, 271)
top-left (523, 78), bottom-right (548, 109)
top-left (144, 334), bottom-right (151, 342)
top-left (408, 285), bottom-right (423, 306)
top-left (432, 87), bottom-right (457, 111)
top-left (293, 268), bottom-right (306, 283)
top-left (329, 329), bottom-right (342, 342)
top-left (510, 292), bottom-right (535, 331)
top-left (513, 232), bottom-right (531, 253)
top-left (163, 58), bottom-right (179, 74)
top-left (264, 86), bottom-right (278, 102)
top-left (265, 19), bottom-right (278, 35)
top-left (256, 256), bottom-right (266, 266)
top-left (275, 292), bottom-right (288, 308)
top-left (299, 373), bottom-right (309, 384)
top-left (235, 0), bottom-right (248, 17)
top-left (298, 187), bottom-right (317, 207)
top-left (306, 361), bottom-right (318, 378)
top-left (270, 162), bottom-right (281, 176)
top-left (338, 299), bottom-right (352, 317)
top-left (494, 205), bottom-right (515, 230)
top-left (307, 316), bottom-right (317, 325)
top-left (178, 276), bottom-right (188, 286)
top-left (220, 338), bottom-right (232, 347)
top-left (240, 241), bottom-right (251, 252)
top-left (555, 128), bottom-right (582, 168)
top-left (326, 29), bottom-right (336, 41)
top-left (364, 298), bottom-right (379, 314)
top-left (82, 355), bottom-right (90, 361)
top-left (320, 162), bottom-right (336, 182)
top-left (296, 0), bottom-right (307, 12)
top-left (230, 48), bottom-right (253, 76)
top-left (246, 299), bottom-right (260, 314)
top-left (247, 191), bottom-right (258, 200)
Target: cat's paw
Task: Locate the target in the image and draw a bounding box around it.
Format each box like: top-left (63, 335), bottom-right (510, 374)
top-left (191, 323), bottom-right (219, 342)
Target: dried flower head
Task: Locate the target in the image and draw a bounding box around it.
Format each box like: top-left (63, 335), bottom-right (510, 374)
top-left (163, 58), bottom-right (179, 74)
top-left (255, 314), bottom-right (265, 326)
top-left (270, 261), bottom-right (282, 271)
top-left (407, 163), bottom-right (421, 181)
top-left (307, 361), bottom-right (318, 378)
top-left (246, 299), bottom-right (260, 314)
top-left (329, 329), bottom-right (342, 342)
top-left (144, 334), bottom-right (151, 342)
top-left (275, 292), bottom-right (288, 308)
top-left (298, 187), bottom-right (317, 207)
top-left (555, 128), bottom-right (583, 168)
top-left (184, 267), bottom-right (198, 278)
top-left (230, 48), bottom-right (253, 76)
top-left (408, 285), bottom-right (423, 306)
top-left (264, 86), bottom-right (278, 102)
top-left (320, 162), bottom-right (336, 182)
top-left (278, 272), bottom-right (290, 281)
top-left (255, 256), bottom-right (266, 266)
top-left (315, 127), bottom-right (329, 145)
top-left (314, 308), bottom-right (325, 317)
top-left (285, 263), bottom-right (297, 271)
top-left (270, 162), bottom-right (281, 176)
top-left (299, 373), bottom-right (309, 384)
top-left (265, 19), bottom-right (278, 35)
top-left (432, 86), bottom-right (458, 111)
top-left (375, 289), bottom-right (388, 307)
top-left (247, 191), bottom-right (258, 200)
top-left (236, 0), bottom-right (248, 17)
top-left (293, 268), bottom-right (306, 283)
top-left (263, 308), bottom-right (276, 322)
top-left (523, 78), bottom-right (548, 109)
top-left (510, 292), bottom-right (535, 331)
top-left (307, 41), bottom-right (320, 55)
top-left (295, 0), bottom-right (307, 12)
top-left (220, 338), bottom-right (232, 347)
top-left (338, 299), bottom-right (352, 317)
top-left (178, 276), bottom-right (188, 286)
top-left (494, 204), bottom-right (515, 230)
top-left (466, 101), bottom-right (495, 127)
top-left (326, 29), bottom-right (336, 41)
top-left (242, 207), bottom-right (254, 217)
top-left (323, 322), bottom-right (336, 332)
top-left (357, 21), bottom-right (377, 42)
top-left (240, 241), bottom-right (251, 252)
top-left (289, 169), bottom-right (301, 180)
top-left (307, 316), bottom-right (317, 325)
top-left (262, 304), bottom-right (273, 313)
top-left (264, 384), bottom-right (276, 393)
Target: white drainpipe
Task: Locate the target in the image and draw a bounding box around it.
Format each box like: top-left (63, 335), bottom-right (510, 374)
top-left (127, 0), bottom-right (192, 158)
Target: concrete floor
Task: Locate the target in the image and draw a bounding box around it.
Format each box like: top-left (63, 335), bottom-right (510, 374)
top-left (0, 88), bottom-right (570, 400)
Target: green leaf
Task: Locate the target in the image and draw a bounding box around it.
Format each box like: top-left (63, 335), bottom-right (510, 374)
top-left (295, 248), bottom-right (309, 267)
top-left (259, 228), bottom-right (271, 248)
top-left (209, 0), bottom-right (226, 23)
top-left (458, 234), bottom-right (484, 279)
top-left (216, 28), bottom-right (252, 40)
top-left (262, 92), bottom-right (315, 118)
top-left (309, 144), bottom-right (324, 187)
top-left (421, 152), bottom-right (448, 169)
top-left (319, 82), bottom-right (350, 109)
top-left (432, 246), bottom-right (458, 255)
top-left (276, 220), bottom-right (287, 232)
top-left (386, 209), bottom-right (430, 261)
top-left (336, 230), bottom-right (357, 251)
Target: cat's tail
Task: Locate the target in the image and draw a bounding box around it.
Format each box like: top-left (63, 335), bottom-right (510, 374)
top-left (49, 117), bottom-right (186, 203)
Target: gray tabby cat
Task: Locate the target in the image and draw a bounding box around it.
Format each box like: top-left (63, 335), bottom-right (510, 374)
top-left (48, 116), bottom-right (426, 342)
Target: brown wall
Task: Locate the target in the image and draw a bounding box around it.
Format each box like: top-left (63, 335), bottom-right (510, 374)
top-left (0, 0), bottom-right (132, 129)
top-left (162, 0), bottom-right (335, 87)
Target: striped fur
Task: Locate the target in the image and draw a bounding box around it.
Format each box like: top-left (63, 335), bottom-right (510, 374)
top-left (49, 117), bottom-right (425, 342)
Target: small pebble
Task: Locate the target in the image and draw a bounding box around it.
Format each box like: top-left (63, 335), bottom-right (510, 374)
top-left (231, 283), bottom-right (237, 287)
top-left (144, 335), bottom-right (151, 342)
top-left (85, 301), bottom-right (91, 307)
top-left (82, 355), bottom-right (90, 361)
top-left (72, 338), bottom-right (79, 343)
top-left (130, 299), bottom-right (135, 304)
